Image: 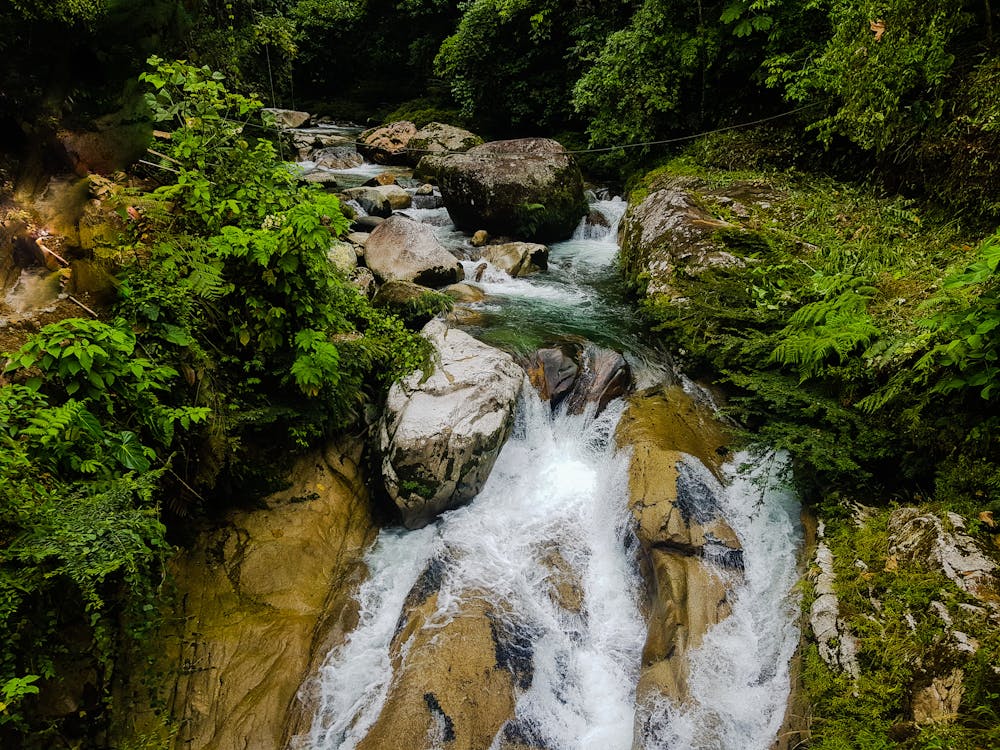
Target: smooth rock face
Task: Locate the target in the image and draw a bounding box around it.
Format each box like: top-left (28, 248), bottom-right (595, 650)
top-left (436, 138), bottom-right (587, 242)
top-left (357, 581), bottom-right (517, 750)
top-left (262, 108), bottom-right (311, 129)
top-left (119, 441), bottom-right (375, 750)
top-left (482, 242), bottom-right (549, 277)
top-left (615, 386), bottom-right (742, 707)
top-left (404, 121), bottom-right (484, 166)
top-left (618, 176), bottom-right (742, 300)
top-left (378, 320), bottom-right (525, 528)
top-left (563, 344), bottom-right (632, 415)
top-left (372, 183), bottom-right (412, 210)
top-left (443, 282), bottom-right (487, 303)
top-left (357, 120), bottom-right (418, 165)
top-left (364, 215), bottom-right (464, 288)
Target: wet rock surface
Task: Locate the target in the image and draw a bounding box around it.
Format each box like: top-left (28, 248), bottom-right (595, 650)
top-left (481, 241), bottom-right (549, 277)
top-left (616, 386), bottom-right (743, 706)
top-left (378, 319), bottom-right (525, 528)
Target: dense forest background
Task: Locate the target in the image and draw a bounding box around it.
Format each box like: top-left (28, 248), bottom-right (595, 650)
top-left (3, 0), bottom-right (1000, 747)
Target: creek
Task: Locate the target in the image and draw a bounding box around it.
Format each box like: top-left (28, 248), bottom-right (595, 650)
top-left (296, 167), bottom-right (805, 749)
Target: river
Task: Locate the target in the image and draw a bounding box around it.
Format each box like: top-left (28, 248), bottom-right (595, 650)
top-left (298, 161), bottom-right (803, 749)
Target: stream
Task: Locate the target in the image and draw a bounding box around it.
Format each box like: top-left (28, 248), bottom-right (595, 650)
top-left (298, 147), bottom-right (803, 750)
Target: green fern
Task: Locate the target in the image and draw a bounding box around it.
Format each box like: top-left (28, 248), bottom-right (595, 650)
top-left (771, 287), bottom-right (879, 381)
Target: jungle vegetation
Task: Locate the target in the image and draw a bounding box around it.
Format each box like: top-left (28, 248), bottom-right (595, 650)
top-left (2, 0), bottom-right (1000, 746)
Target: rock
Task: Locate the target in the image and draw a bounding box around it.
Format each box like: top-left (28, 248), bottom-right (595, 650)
top-left (120, 440), bottom-right (375, 749)
top-left (404, 122), bottom-right (484, 166)
top-left (413, 154), bottom-right (448, 183)
top-left (78, 197), bottom-right (124, 251)
top-left (378, 320), bottom-right (525, 528)
top-left (615, 387), bottom-right (743, 706)
top-left (443, 282), bottom-right (486, 303)
top-left (587, 208), bottom-right (611, 229)
top-left (262, 108), bottom-right (311, 129)
top-left (373, 183), bottom-right (412, 210)
top-left (912, 669), bottom-right (965, 724)
top-left (327, 241), bottom-right (357, 273)
top-left (362, 173), bottom-right (399, 187)
top-left (364, 215), bottom-right (464, 288)
top-left (482, 242), bottom-right (548, 277)
top-left (357, 121), bottom-right (418, 165)
top-left (372, 279), bottom-right (452, 328)
top-left (351, 215), bottom-right (384, 233)
top-left (563, 344), bottom-right (632, 415)
top-left (356, 587), bottom-right (518, 750)
top-left (311, 144), bottom-right (363, 170)
top-left (286, 131), bottom-right (353, 160)
top-left (298, 169), bottom-right (339, 186)
top-left (56, 119), bottom-right (150, 175)
top-left (887, 508), bottom-right (1000, 611)
top-left (809, 541), bottom-right (860, 678)
top-left (350, 266), bottom-right (377, 298)
top-left (526, 345), bottom-right (579, 406)
top-left (618, 176), bottom-right (743, 300)
top-left (341, 187), bottom-right (392, 218)
top-left (345, 231), bottom-right (369, 248)
top-left (435, 138), bottom-right (587, 242)
top-left (471, 230), bottom-right (489, 247)
top-left (416, 183), bottom-right (435, 196)
top-left (411, 193), bottom-right (443, 209)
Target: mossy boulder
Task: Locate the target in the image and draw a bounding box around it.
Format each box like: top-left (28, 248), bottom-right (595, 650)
top-left (435, 139), bottom-right (587, 243)
top-left (372, 279), bottom-right (453, 329)
top-left (404, 122), bottom-right (483, 166)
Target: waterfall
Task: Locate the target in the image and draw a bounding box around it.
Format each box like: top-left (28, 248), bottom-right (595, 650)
top-left (302, 193), bottom-right (803, 750)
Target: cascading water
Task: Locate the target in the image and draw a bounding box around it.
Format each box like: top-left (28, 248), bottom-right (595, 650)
top-left (304, 191), bottom-right (803, 750)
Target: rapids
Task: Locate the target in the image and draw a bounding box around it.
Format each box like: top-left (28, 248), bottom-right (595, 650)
top-left (300, 167), bottom-right (803, 750)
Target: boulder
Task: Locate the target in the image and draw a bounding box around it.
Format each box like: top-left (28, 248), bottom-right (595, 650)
top-left (311, 144), bottom-right (363, 170)
top-left (327, 241), bottom-right (357, 274)
top-left (372, 279), bottom-right (452, 329)
top-left (618, 176), bottom-right (745, 300)
top-left (482, 242), bottom-right (548, 277)
top-left (404, 122), bottom-right (484, 166)
top-left (471, 230), bottom-right (489, 247)
top-left (378, 320), bottom-right (525, 528)
top-left (615, 387), bottom-right (742, 707)
top-left (364, 215), bottom-right (464, 288)
top-left (416, 183), bottom-right (435, 196)
top-left (350, 266), bottom-right (377, 299)
top-left (435, 139), bottom-right (587, 242)
top-left (443, 282), bottom-right (487, 303)
top-left (262, 108), bottom-right (311, 129)
top-left (357, 121), bottom-right (418, 165)
top-left (286, 131), bottom-right (353, 160)
top-left (351, 216), bottom-right (384, 233)
top-left (373, 183), bottom-right (412, 210)
top-left (340, 187), bottom-right (392, 218)
top-left (414, 154), bottom-right (448, 183)
top-left (563, 344), bottom-right (632, 415)
top-left (362, 173), bottom-right (400, 187)
top-left (298, 169), bottom-right (339, 187)
top-left (526, 345), bottom-right (579, 406)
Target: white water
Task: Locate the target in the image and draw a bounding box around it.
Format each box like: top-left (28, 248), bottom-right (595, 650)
top-left (304, 191), bottom-right (803, 750)
top-left (636, 452), bottom-right (803, 749)
top-left (307, 393), bottom-right (646, 749)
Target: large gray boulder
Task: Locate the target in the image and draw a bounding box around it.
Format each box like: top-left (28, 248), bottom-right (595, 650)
top-left (311, 144), bottom-right (363, 170)
top-left (404, 122), bottom-right (483, 166)
top-left (340, 187), bottom-right (392, 218)
top-left (364, 215), bottom-right (464, 287)
top-left (379, 320), bottom-right (525, 528)
top-left (435, 138), bottom-right (587, 243)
